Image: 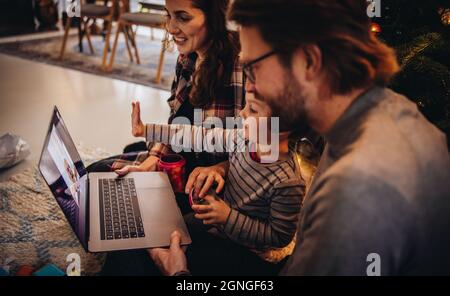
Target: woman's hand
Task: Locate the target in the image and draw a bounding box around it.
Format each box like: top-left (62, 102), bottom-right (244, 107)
top-left (131, 101), bottom-right (145, 138)
top-left (192, 194), bottom-right (231, 225)
top-left (139, 155), bottom-right (160, 171)
top-left (114, 155), bottom-right (160, 176)
top-left (185, 163), bottom-right (227, 197)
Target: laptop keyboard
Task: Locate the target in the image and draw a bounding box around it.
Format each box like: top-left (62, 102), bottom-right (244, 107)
top-left (99, 178), bottom-right (146, 240)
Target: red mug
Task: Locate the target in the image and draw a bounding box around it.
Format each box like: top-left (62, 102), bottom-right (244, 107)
top-left (158, 154), bottom-right (186, 193)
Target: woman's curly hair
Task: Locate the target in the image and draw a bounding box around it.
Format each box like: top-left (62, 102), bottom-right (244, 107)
top-left (188, 0), bottom-right (240, 107)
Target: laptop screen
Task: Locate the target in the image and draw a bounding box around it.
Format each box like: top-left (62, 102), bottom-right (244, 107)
top-left (38, 107), bottom-right (89, 250)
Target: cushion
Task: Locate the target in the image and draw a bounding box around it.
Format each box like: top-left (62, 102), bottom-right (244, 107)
top-left (121, 12), bottom-right (165, 27)
top-left (81, 4), bottom-right (111, 17)
top-left (0, 133), bottom-right (30, 169)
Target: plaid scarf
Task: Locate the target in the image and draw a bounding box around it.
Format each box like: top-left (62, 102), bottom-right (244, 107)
top-left (167, 52), bottom-right (245, 125)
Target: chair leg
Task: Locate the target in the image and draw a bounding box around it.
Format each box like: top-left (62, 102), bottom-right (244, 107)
top-left (102, 20), bottom-right (112, 51)
top-left (101, 18), bottom-right (113, 70)
top-left (84, 18), bottom-right (95, 54)
top-left (133, 24), bottom-right (139, 40)
top-left (123, 25), bottom-right (134, 63)
top-left (108, 22), bottom-right (122, 71)
top-left (128, 26), bottom-right (140, 65)
top-left (155, 40), bottom-right (166, 84)
top-left (59, 16), bottom-right (72, 60)
top-left (78, 18), bottom-right (84, 53)
top-left (130, 26), bottom-right (138, 49)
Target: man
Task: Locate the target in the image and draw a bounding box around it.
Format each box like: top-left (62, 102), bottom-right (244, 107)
top-left (150, 0), bottom-right (450, 276)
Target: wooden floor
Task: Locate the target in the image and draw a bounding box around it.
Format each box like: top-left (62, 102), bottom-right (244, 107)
top-left (0, 53), bottom-right (171, 181)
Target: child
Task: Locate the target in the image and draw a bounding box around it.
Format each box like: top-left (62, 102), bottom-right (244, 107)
top-left (128, 96), bottom-right (305, 255)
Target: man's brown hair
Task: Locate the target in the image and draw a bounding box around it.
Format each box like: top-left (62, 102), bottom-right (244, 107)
top-left (229, 0), bottom-right (400, 95)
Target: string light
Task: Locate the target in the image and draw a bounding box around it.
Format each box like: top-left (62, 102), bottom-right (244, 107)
top-left (370, 22), bottom-right (382, 34)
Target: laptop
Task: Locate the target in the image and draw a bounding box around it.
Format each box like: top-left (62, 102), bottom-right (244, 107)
top-left (38, 106), bottom-right (191, 252)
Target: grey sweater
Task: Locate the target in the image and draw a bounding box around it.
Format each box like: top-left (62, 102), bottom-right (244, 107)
top-left (281, 87), bottom-right (450, 276)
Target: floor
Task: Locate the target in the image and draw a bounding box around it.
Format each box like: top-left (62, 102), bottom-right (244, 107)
top-left (0, 53), bottom-right (171, 181)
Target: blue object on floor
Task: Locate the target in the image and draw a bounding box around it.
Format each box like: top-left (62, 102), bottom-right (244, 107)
top-left (0, 267), bottom-right (9, 276)
top-left (32, 264), bottom-right (65, 276)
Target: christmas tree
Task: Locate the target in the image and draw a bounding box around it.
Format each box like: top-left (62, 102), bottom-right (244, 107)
top-left (376, 0), bottom-right (450, 145)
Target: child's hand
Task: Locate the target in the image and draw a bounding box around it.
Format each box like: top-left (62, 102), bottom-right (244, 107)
top-left (131, 101), bottom-right (145, 137)
top-left (185, 166), bottom-right (226, 197)
top-left (192, 194), bottom-right (231, 225)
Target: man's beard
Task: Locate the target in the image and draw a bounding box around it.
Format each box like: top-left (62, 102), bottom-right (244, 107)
top-left (255, 74), bottom-right (309, 133)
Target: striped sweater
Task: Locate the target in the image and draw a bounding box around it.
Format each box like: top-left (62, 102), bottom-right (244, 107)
top-left (145, 123), bottom-right (304, 250)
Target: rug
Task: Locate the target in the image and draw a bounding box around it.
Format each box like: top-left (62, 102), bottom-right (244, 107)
top-left (0, 144), bottom-right (112, 276)
top-left (0, 31), bottom-right (178, 91)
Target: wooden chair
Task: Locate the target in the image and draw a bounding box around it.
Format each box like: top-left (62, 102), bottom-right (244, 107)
top-left (107, 0), bottom-right (168, 84)
top-left (138, 0), bottom-right (166, 40)
top-left (59, 0), bottom-right (119, 70)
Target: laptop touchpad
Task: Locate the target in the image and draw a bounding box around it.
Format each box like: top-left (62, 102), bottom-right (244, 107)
top-left (128, 172), bottom-right (171, 189)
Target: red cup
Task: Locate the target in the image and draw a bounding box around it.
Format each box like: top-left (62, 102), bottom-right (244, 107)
top-left (158, 154), bottom-right (186, 193)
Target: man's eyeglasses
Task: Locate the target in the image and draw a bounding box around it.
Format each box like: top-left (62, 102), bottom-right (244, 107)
top-left (242, 50), bottom-right (276, 83)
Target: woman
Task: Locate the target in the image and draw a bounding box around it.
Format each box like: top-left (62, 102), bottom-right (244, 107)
top-left (88, 0), bottom-right (244, 192)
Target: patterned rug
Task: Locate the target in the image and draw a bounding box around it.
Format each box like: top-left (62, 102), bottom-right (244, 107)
top-left (0, 31), bottom-right (178, 91)
top-left (0, 144), bottom-right (112, 276)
